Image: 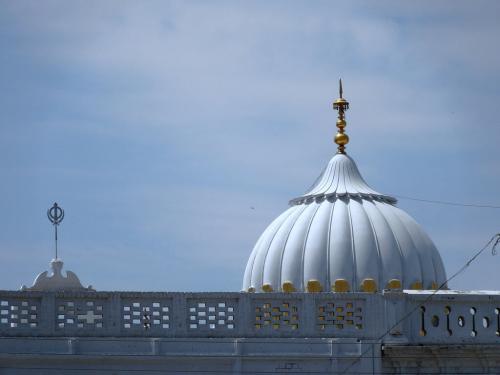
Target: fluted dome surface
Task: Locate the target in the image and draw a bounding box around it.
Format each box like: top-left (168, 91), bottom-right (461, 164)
top-left (243, 153), bottom-right (447, 293)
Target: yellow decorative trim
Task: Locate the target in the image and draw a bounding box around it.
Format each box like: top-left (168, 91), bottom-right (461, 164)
top-left (387, 279), bottom-right (402, 290)
top-left (410, 281), bottom-right (423, 290)
top-left (262, 283), bottom-right (273, 292)
top-left (332, 279), bottom-right (350, 292)
top-left (247, 287), bottom-right (256, 293)
top-left (430, 282), bottom-right (438, 290)
top-left (307, 280), bottom-right (322, 293)
top-left (282, 281), bottom-right (296, 293)
top-left (360, 278), bottom-right (377, 293)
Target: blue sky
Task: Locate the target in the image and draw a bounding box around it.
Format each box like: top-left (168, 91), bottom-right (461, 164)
top-left (0, 1), bottom-right (499, 291)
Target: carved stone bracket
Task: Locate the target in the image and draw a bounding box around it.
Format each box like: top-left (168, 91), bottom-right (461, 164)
top-left (21, 259), bottom-right (93, 292)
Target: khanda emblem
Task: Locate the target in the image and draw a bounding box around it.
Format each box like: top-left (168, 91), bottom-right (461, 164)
top-left (47, 202), bottom-right (64, 259)
top-left (47, 202), bottom-right (64, 225)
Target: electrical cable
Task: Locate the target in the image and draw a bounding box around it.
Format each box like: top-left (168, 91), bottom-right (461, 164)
top-left (0, 365), bottom-right (497, 374)
top-left (339, 233), bottom-right (500, 375)
top-left (392, 194), bottom-right (500, 209)
top-left (2, 351), bottom-right (500, 360)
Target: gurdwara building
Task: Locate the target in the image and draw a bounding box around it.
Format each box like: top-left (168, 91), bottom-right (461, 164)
top-left (1, 83), bottom-right (499, 374)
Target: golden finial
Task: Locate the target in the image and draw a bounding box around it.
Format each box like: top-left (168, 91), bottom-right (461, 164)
top-left (333, 78), bottom-right (350, 154)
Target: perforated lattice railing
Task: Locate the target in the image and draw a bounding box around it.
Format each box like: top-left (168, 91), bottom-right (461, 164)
top-left (188, 301), bottom-right (236, 330)
top-left (317, 300), bottom-right (363, 331)
top-left (416, 302), bottom-right (500, 341)
top-left (122, 300), bottom-right (171, 331)
top-left (253, 300), bottom-right (300, 331)
top-left (56, 299), bottom-right (105, 330)
top-left (0, 291), bottom-right (499, 341)
top-left (0, 299), bottom-right (40, 328)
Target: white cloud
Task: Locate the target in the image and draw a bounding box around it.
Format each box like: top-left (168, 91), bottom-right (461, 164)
top-left (0, 0), bottom-right (499, 291)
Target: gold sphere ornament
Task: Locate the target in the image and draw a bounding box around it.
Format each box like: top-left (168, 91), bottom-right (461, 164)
top-left (336, 119), bottom-right (346, 129)
top-left (335, 132), bottom-right (349, 146)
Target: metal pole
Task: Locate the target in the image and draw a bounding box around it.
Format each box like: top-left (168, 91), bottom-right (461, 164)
top-left (47, 202), bottom-right (64, 260)
top-left (55, 224), bottom-right (58, 259)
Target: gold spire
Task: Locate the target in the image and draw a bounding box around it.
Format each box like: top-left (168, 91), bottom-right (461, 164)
top-left (333, 79), bottom-right (350, 154)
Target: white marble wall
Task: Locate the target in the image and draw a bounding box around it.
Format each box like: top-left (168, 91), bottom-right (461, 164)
top-left (0, 290), bottom-right (499, 374)
top-left (0, 290), bottom-right (499, 342)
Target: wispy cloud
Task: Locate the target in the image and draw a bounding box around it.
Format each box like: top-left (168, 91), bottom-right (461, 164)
top-left (0, 1), bottom-right (499, 291)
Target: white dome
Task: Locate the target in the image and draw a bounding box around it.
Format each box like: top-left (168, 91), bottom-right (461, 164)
top-left (243, 153), bottom-right (447, 293)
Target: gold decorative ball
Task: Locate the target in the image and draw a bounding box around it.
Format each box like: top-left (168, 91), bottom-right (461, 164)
top-left (334, 132), bottom-right (349, 146)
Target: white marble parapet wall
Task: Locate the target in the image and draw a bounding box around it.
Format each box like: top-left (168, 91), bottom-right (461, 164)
top-left (0, 290), bottom-right (498, 343)
top-left (402, 290), bottom-right (500, 344)
top-left (0, 291), bottom-right (378, 339)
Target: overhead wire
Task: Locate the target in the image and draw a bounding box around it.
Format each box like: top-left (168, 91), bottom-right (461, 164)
top-left (0, 365), bottom-right (496, 374)
top-left (1, 351), bottom-right (500, 360)
top-left (339, 232), bottom-right (500, 375)
top-left (392, 194), bottom-right (500, 209)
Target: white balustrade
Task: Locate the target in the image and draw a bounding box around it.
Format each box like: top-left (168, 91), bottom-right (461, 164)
top-left (407, 292), bottom-right (500, 343)
top-left (0, 290), bottom-right (498, 344)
